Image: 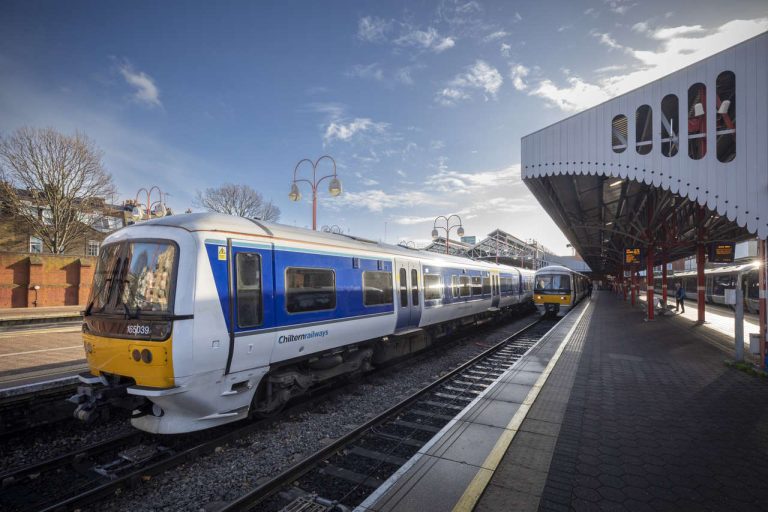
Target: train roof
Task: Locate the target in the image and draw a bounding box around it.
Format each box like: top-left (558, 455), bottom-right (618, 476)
top-left (118, 212), bottom-right (535, 275)
top-left (534, 265), bottom-right (587, 277)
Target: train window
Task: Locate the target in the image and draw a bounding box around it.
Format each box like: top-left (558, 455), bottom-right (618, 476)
top-left (712, 275), bottom-right (736, 297)
top-left (362, 271), bottom-right (393, 306)
top-left (286, 268), bottom-right (336, 313)
top-left (424, 274), bottom-right (442, 300)
top-left (612, 115), bottom-right (627, 153)
top-left (460, 276), bottom-right (471, 297)
top-left (635, 105), bottom-right (652, 155)
top-left (399, 268), bottom-right (408, 307)
top-left (535, 274), bottom-right (571, 293)
top-left (716, 71), bottom-right (736, 163)
top-left (482, 277), bottom-right (491, 295)
top-left (411, 269), bottom-right (419, 306)
top-left (452, 275), bottom-right (460, 298)
top-left (471, 276), bottom-right (482, 296)
top-left (661, 94), bottom-right (679, 157)
top-left (236, 252), bottom-right (262, 328)
top-left (119, 242), bottom-right (177, 313)
top-left (688, 83), bottom-right (707, 160)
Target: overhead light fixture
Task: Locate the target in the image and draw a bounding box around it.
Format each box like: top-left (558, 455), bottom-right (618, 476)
top-left (717, 100), bottom-right (731, 115)
top-left (609, 179), bottom-right (623, 188)
top-left (606, 221), bottom-right (613, 226)
top-left (693, 102), bottom-right (705, 117)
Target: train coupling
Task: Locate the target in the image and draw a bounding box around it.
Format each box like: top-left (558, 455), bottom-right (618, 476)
top-left (69, 372), bottom-right (144, 423)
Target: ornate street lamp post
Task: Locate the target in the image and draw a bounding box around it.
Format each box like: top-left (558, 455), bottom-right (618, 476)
top-left (431, 215), bottom-right (465, 255)
top-left (289, 155), bottom-right (342, 231)
top-left (132, 186), bottom-right (167, 222)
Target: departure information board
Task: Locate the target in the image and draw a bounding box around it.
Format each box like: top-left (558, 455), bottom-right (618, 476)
top-left (709, 242), bottom-right (735, 263)
top-left (624, 248), bottom-right (643, 265)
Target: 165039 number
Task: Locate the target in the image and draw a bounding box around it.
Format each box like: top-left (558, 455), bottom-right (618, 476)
top-left (127, 324), bottom-right (151, 335)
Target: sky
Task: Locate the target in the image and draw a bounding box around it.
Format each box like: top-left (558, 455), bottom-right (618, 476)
top-left (1, 1), bottom-right (767, 254)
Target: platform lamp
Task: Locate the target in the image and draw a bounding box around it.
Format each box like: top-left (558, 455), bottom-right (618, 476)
top-left (289, 155), bottom-right (342, 231)
top-left (432, 215), bottom-right (464, 255)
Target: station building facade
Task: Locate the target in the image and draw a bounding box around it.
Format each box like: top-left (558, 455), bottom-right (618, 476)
top-left (521, 32), bottom-right (768, 367)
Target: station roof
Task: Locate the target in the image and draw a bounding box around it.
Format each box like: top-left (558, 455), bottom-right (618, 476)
top-left (521, 32), bottom-right (767, 275)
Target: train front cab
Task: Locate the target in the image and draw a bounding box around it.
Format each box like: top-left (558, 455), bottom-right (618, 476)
top-left (534, 269), bottom-right (574, 317)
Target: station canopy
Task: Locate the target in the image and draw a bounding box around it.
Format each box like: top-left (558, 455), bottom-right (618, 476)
top-left (522, 33), bottom-right (768, 275)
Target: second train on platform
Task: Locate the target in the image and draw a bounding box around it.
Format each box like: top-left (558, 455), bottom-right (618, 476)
top-left (533, 265), bottom-right (590, 317)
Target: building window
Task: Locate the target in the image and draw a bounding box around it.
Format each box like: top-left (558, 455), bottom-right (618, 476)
top-left (424, 274), bottom-right (442, 300)
top-left (236, 252), bottom-right (262, 327)
top-left (285, 268), bottom-right (336, 313)
top-left (635, 105), bottom-right (652, 155)
top-left (29, 236), bottom-right (43, 254)
top-left (86, 240), bottom-right (100, 257)
top-left (716, 71), bottom-right (736, 163)
top-left (363, 271), bottom-right (393, 306)
top-left (661, 94), bottom-right (679, 157)
top-left (611, 115), bottom-right (627, 153)
top-left (688, 83), bottom-right (707, 160)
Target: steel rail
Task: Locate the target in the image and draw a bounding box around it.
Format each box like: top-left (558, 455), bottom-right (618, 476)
top-left (219, 316), bottom-right (555, 512)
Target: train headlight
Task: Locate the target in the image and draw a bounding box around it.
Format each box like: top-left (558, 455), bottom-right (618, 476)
top-left (132, 349), bottom-right (141, 362)
top-left (141, 349), bottom-right (153, 364)
top-left (152, 403), bottom-right (164, 417)
top-left (561, 296), bottom-right (566, 300)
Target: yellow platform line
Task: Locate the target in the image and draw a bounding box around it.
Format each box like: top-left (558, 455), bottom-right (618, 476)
top-left (452, 301), bottom-right (592, 512)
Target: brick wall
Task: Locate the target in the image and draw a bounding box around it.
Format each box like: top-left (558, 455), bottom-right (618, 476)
top-left (0, 252), bottom-right (97, 308)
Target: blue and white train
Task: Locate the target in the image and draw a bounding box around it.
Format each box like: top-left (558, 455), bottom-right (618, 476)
top-left (72, 213), bottom-right (535, 434)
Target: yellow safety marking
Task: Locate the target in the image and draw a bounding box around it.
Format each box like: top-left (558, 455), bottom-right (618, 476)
top-left (0, 345), bottom-right (82, 357)
top-left (452, 301), bottom-right (592, 512)
top-left (85, 333), bottom-right (174, 388)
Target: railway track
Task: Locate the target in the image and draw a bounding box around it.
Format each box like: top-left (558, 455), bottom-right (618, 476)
top-left (0, 311), bottom-right (537, 512)
top-left (0, 382), bottom-right (81, 440)
top-left (219, 316), bottom-right (558, 512)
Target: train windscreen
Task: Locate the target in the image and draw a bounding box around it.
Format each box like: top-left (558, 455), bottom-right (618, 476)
top-left (535, 274), bottom-right (571, 294)
top-left (88, 240), bottom-right (177, 316)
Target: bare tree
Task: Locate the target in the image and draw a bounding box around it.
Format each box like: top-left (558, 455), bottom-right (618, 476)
top-left (0, 127), bottom-right (117, 254)
top-left (195, 183), bottom-right (281, 221)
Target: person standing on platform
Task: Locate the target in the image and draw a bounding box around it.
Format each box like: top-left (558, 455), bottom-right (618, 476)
top-left (675, 283), bottom-right (686, 313)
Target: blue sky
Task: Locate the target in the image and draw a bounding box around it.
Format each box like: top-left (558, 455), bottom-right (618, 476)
top-left (2, 0), bottom-right (767, 253)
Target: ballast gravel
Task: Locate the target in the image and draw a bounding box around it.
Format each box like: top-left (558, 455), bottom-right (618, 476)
top-left (79, 313), bottom-right (535, 512)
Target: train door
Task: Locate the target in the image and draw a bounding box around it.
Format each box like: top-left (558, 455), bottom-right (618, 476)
top-left (491, 273), bottom-right (500, 308)
top-left (227, 241), bottom-right (275, 374)
top-left (395, 259), bottom-right (421, 331)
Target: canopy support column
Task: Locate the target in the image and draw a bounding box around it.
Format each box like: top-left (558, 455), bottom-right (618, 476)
top-left (631, 266), bottom-right (637, 307)
top-left (647, 245), bottom-right (655, 320)
top-left (696, 207), bottom-right (706, 324)
top-left (759, 238), bottom-right (767, 371)
top-left (661, 253), bottom-right (668, 306)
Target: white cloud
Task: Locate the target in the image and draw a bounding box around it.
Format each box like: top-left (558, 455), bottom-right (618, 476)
top-left (604, 0), bottom-right (635, 15)
top-left (527, 17), bottom-right (768, 112)
top-left (335, 189), bottom-right (446, 213)
top-left (346, 63), bottom-right (384, 81)
top-left (395, 27), bottom-right (455, 53)
top-left (593, 32), bottom-right (624, 50)
top-left (118, 63), bottom-right (161, 107)
top-left (323, 118), bottom-right (388, 143)
top-left (358, 16), bottom-right (391, 42)
top-left (436, 87), bottom-right (470, 106)
top-left (632, 21), bottom-right (649, 34)
top-left (425, 165), bottom-right (522, 193)
top-left (483, 30), bottom-right (509, 42)
top-left (396, 169), bottom-right (407, 177)
top-left (430, 139), bottom-right (446, 150)
top-left (438, 60), bottom-right (503, 105)
top-left (395, 66), bottom-right (416, 85)
top-left (509, 64), bottom-right (529, 91)
top-left (650, 25), bottom-right (705, 40)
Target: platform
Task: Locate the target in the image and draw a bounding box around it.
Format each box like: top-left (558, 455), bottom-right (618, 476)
top-left (0, 324), bottom-right (85, 394)
top-left (357, 292), bottom-right (768, 511)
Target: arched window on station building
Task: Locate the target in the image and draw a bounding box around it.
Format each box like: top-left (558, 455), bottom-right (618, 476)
top-left (612, 114), bottom-right (627, 153)
top-left (688, 83), bottom-right (707, 159)
top-left (716, 71), bottom-right (736, 162)
top-left (635, 105), bottom-right (652, 155)
top-left (661, 94), bottom-right (679, 157)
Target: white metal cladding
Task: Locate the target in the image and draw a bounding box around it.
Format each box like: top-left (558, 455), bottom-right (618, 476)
top-left (522, 32), bottom-right (768, 239)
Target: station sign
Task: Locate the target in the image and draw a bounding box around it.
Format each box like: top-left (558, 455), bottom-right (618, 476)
top-left (709, 242), bottom-right (735, 263)
top-left (624, 248), bottom-right (644, 265)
